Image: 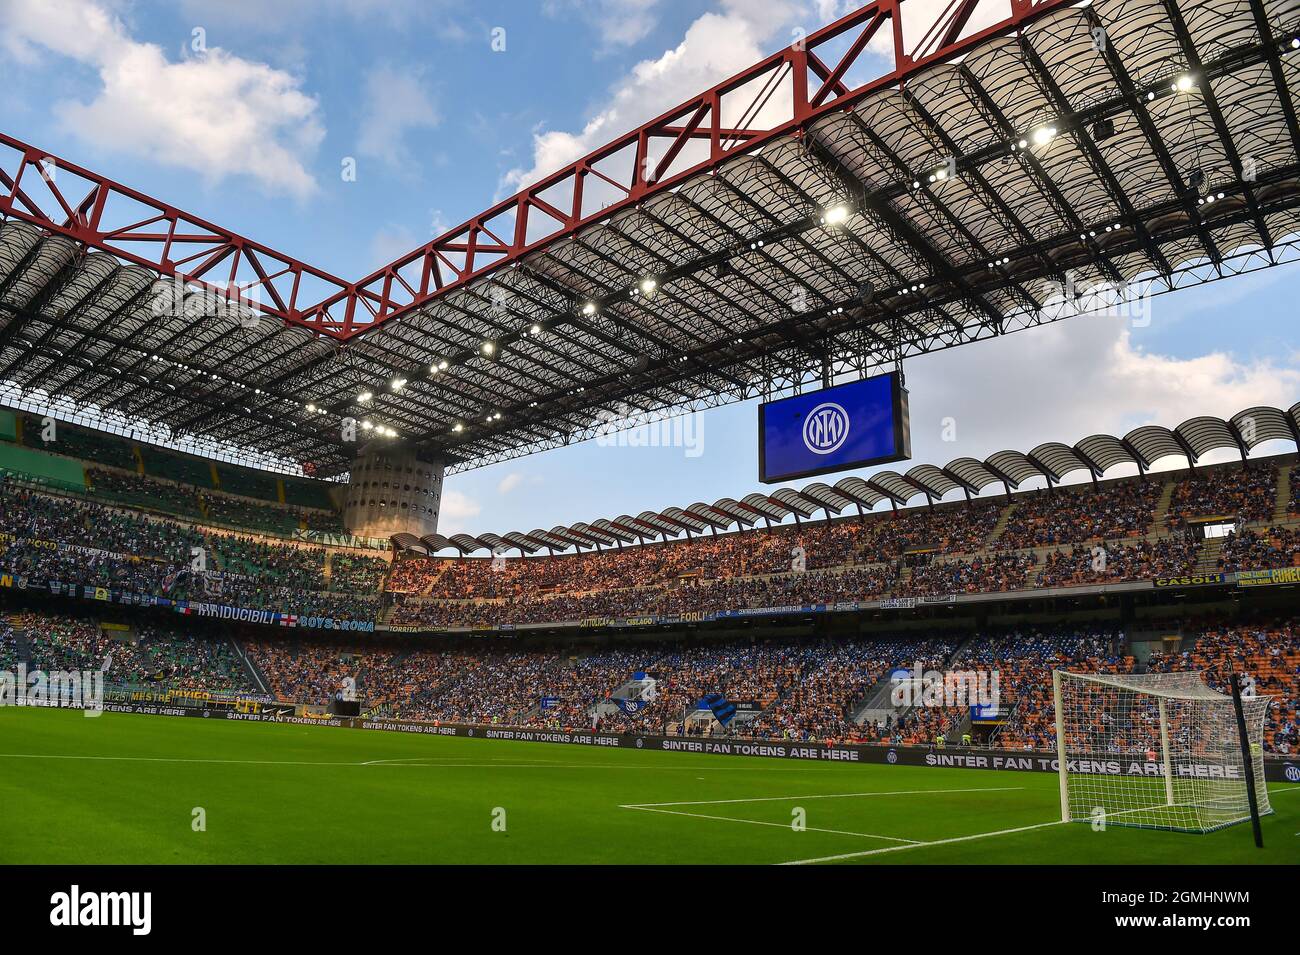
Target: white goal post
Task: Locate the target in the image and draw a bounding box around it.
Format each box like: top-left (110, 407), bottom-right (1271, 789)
top-left (1052, 670), bottom-right (1271, 833)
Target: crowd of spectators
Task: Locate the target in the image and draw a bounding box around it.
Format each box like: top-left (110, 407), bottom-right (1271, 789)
top-left (12, 610), bottom-right (259, 693)
top-left (86, 467), bottom-right (345, 541)
top-left (200, 493), bottom-right (299, 535)
top-left (967, 628), bottom-right (1133, 750)
top-left (302, 509), bottom-right (347, 534)
top-left (330, 553), bottom-right (390, 593)
top-left (2, 457), bottom-right (1297, 631)
top-left (7, 601), bottom-right (1296, 754)
top-left (386, 564), bottom-right (901, 628)
top-left (1149, 620), bottom-right (1300, 754)
top-left (996, 481), bottom-right (1161, 550)
top-left (241, 621), bottom-right (1295, 752)
top-left (243, 633), bottom-right (971, 741)
top-left (1215, 526), bottom-right (1300, 573)
top-left (907, 552), bottom-right (1037, 596)
top-left (0, 484), bottom-right (378, 620)
top-left (748, 636), bottom-right (956, 742)
top-left (1036, 537), bottom-right (1199, 587)
top-left (87, 468), bottom-right (203, 519)
top-left (0, 617), bottom-right (18, 670)
top-left (387, 503), bottom-right (1006, 605)
top-left (1168, 464), bottom-right (1277, 525)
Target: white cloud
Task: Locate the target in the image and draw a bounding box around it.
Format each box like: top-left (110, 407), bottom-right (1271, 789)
top-left (436, 488), bottom-right (482, 535)
top-left (501, 0), bottom-right (806, 197)
top-left (436, 20), bottom-right (471, 43)
top-left (897, 310), bottom-right (1300, 486)
top-left (497, 472), bottom-right (543, 496)
top-left (175, 0), bottom-right (446, 31)
top-left (357, 65), bottom-right (440, 173)
top-left (544, 0), bottom-right (664, 49)
top-left (2, 0), bottom-right (323, 198)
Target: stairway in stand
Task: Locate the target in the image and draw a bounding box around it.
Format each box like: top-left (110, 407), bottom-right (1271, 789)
top-left (1274, 463), bottom-right (1292, 524)
top-left (11, 620), bottom-right (34, 667)
top-left (983, 501), bottom-right (1016, 549)
top-left (1148, 478), bottom-right (1178, 535)
top-left (1193, 537), bottom-right (1224, 575)
top-left (887, 565), bottom-right (912, 596)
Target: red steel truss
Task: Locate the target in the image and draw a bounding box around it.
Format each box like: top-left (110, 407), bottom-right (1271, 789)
top-left (0, 0), bottom-right (1077, 341)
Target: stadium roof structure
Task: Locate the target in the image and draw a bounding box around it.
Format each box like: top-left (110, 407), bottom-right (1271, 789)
top-left (3, 0), bottom-right (1300, 479)
top-left (390, 402), bottom-right (1300, 555)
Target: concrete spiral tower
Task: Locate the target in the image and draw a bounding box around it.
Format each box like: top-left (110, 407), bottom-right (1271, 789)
top-left (343, 443), bottom-right (444, 539)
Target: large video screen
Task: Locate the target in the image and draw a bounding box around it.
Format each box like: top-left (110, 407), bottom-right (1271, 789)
top-left (758, 372), bottom-right (911, 483)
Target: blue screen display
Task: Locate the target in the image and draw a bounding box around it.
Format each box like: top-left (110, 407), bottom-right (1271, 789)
top-left (759, 373), bottom-right (910, 483)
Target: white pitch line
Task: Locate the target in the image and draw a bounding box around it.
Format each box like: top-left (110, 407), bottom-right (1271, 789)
top-left (621, 804), bottom-right (920, 843)
top-left (779, 820), bottom-right (1065, 865)
top-left (621, 785), bottom-right (1024, 809)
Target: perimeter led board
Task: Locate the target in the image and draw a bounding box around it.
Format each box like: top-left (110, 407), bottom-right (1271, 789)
top-left (758, 372), bottom-right (911, 483)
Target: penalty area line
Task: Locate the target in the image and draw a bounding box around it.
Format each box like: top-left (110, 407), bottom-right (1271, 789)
top-left (778, 820), bottom-right (1065, 865)
top-left (620, 804), bottom-right (920, 843)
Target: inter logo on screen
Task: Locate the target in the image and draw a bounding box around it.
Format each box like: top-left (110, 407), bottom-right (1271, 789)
top-left (802, 402), bottom-right (850, 454)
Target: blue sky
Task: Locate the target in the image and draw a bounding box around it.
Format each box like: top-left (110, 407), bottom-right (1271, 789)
top-left (2, 0), bottom-right (1297, 537)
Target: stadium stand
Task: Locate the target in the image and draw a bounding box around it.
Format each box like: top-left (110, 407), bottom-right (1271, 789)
top-left (1149, 620), bottom-right (1300, 755)
top-left (200, 493), bottom-right (300, 536)
top-left (4, 445), bottom-right (1299, 630)
top-left (87, 468), bottom-right (203, 519)
top-left (21, 421), bottom-right (137, 471)
top-left (995, 481), bottom-right (1162, 550)
top-left (1036, 537), bottom-right (1199, 587)
top-left (1216, 526), bottom-right (1300, 573)
top-left (1168, 463), bottom-right (1278, 525)
top-left (4, 600), bottom-right (1292, 755)
top-left (0, 482), bottom-right (380, 620)
top-left (0, 616), bottom-right (18, 670)
top-left (1, 411), bottom-right (347, 537)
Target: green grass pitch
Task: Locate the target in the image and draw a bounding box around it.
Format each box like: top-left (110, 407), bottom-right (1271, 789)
top-left (2, 707), bottom-right (1297, 865)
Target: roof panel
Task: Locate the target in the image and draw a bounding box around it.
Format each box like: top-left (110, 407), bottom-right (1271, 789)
top-left (832, 476), bottom-right (888, 508)
top-left (1175, 415), bottom-right (1242, 456)
top-left (985, 450), bottom-right (1044, 487)
top-left (1230, 405), bottom-right (1293, 447)
top-left (1075, 433), bottom-right (1139, 473)
top-left (1124, 424), bottom-right (1189, 465)
top-left (769, 487), bottom-right (819, 518)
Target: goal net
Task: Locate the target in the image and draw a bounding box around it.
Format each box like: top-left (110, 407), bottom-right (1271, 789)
top-left (1052, 670), bottom-right (1271, 832)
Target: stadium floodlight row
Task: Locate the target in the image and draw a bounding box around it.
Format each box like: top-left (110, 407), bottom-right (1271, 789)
top-left (4, 0), bottom-right (1300, 483)
top-left (393, 401), bottom-right (1300, 555)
